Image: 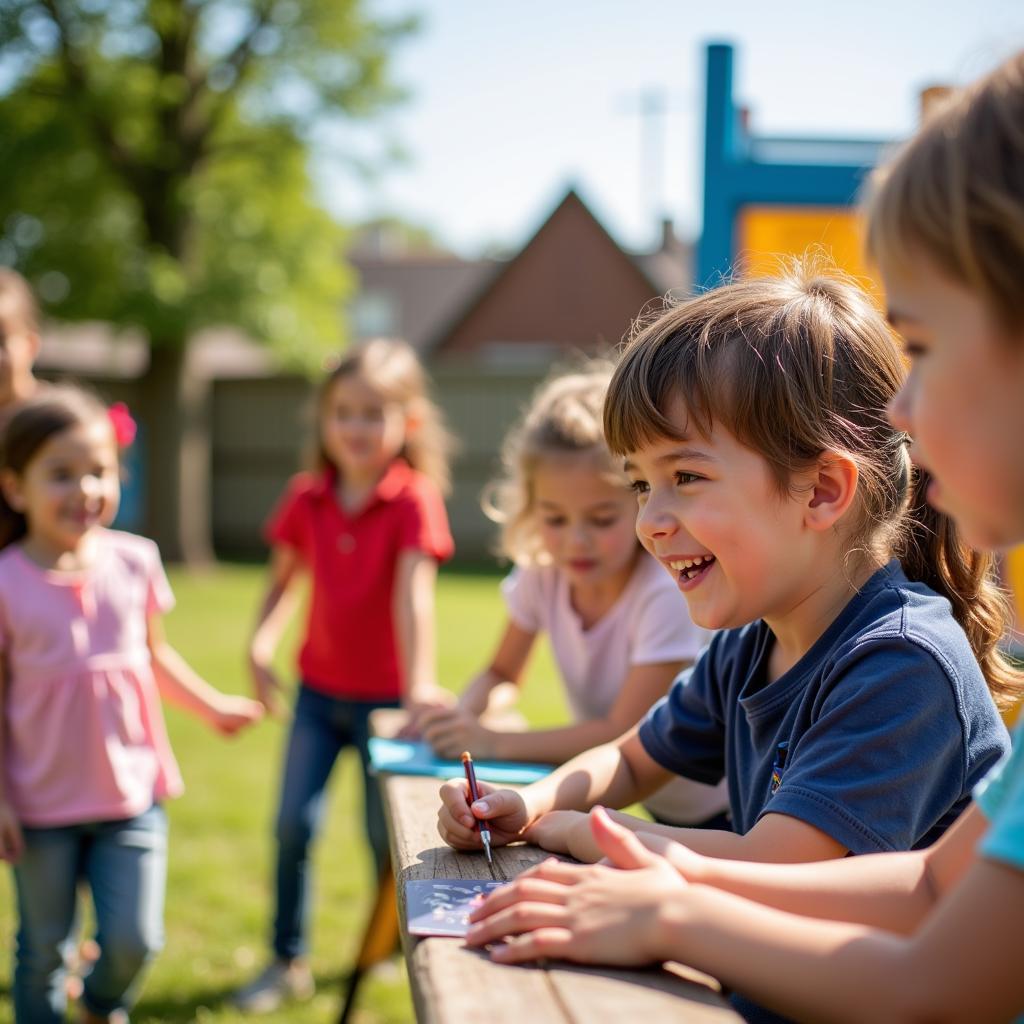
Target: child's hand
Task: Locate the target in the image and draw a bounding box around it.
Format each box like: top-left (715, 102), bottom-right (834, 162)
top-left (465, 853), bottom-right (685, 966)
top-left (437, 778), bottom-right (530, 850)
top-left (0, 801), bottom-right (24, 862)
top-left (210, 694), bottom-right (265, 736)
top-left (464, 809), bottom-right (688, 966)
top-left (249, 660), bottom-right (287, 719)
top-left (400, 687), bottom-right (456, 738)
top-left (524, 810), bottom-right (601, 862)
top-left (419, 705), bottom-right (497, 759)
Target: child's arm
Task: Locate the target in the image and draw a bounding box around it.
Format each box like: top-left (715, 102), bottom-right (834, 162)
top-left (437, 726), bottom-right (672, 849)
top-left (456, 619), bottom-right (536, 716)
top-left (417, 618), bottom-right (535, 754)
top-left (646, 801), bottom-right (985, 931)
top-left (249, 544), bottom-right (303, 717)
top-left (440, 728), bottom-right (845, 865)
top-left (0, 659), bottom-right (23, 862)
top-left (393, 549), bottom-right (448, 709)
top-left (537, 802), bottom-right (847, 865)
top-left (149, 616), bottom-right (263, 735)
top-left (468, 808), bottom-right (1023, 1024)
top-left (477, 804), bottom-right (981, 951)
top-left (424, 659), bottom-right (686, 763)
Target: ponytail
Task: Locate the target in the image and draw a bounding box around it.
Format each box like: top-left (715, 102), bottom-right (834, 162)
top-left (899, 464), bottom-right (1022, 710)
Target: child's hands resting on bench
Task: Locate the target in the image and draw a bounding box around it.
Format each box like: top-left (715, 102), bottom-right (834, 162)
top-left (465, 807), bottom-right (688, 966)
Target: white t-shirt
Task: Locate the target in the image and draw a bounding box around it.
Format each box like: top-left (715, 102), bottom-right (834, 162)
top-left (501, 553), bottom-right (729, 825)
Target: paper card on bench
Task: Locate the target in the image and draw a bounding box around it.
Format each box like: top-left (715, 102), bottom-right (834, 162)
top-left (406, 879), bottom-right (506, 938)
top-left (368, 737), bottom-right (553, 784)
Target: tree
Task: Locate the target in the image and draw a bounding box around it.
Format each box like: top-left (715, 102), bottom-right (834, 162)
top-left (0, 0), bottom-right (416, 561)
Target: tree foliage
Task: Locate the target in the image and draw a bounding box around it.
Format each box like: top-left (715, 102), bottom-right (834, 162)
top-left (0, 0), bottom-right (417, 366)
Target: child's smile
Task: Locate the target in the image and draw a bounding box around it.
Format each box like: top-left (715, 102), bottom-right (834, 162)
top-left (624, 397), bottom-right (833, 637)
top-left (666, 553), bottom-right (717, 589)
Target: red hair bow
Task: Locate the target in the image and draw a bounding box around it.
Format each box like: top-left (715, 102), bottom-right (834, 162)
top-left (108, 402), bottom-right (137, 448)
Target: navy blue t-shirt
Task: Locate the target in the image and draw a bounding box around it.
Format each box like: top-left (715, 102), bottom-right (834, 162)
top-left (638, 560), bottom-right (1009, 855)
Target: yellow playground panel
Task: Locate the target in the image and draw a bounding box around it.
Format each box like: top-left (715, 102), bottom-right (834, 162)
top-left (736, 205), bottom-right (880, 299)
top-left (1007, 546), bottom-right (1024, 648)
top-left (1003, 547), bottom-right (1024, 726)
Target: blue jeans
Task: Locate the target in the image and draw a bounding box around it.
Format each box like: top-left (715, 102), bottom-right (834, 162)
top-left (272, 686), bottom-right (398, 960)
top-left (12, 804), bottom-right (168, 1023)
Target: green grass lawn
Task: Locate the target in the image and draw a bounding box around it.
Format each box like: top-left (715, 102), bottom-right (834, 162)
top-left (0, 563), bottom-right (569, 1024)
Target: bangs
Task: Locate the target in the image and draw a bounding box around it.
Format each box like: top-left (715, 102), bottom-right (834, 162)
top-left (603, 266), bottom-right (899, 497)
top-left (604, 299), bottom-right (749, 458)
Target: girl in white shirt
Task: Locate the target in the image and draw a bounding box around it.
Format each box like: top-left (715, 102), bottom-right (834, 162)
top-left (418, 365), bottom-right (727, 827)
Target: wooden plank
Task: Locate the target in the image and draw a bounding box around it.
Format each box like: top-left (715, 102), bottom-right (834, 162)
top-left (383, 774), bottom-right (567, 1024)
top-left (549, 963), bottom-right (735, 1024)
top-left (374, 712), bottom-right (742, 1023)
top-left (408, 936), bottom-right (559, 1024)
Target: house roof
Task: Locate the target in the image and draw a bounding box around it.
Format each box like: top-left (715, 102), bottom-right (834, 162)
top-left (348, 252), bottom-right (494, 354)
top-left (427, 189), bottom-right (689, 358)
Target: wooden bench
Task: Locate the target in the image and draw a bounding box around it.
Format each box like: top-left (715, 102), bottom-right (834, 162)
top-left (372, 717), bottom-right (742, 1023)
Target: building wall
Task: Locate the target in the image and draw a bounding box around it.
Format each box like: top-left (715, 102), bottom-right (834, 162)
top-left (210, 375), bottom-right (312, 557)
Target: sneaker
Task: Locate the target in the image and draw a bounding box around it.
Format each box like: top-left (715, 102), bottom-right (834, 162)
top-left (231, 960), bottom-right (315, 1014)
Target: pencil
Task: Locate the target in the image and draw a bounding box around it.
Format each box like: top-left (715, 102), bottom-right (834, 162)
top-left (460, 751), bottom-right (493, 866)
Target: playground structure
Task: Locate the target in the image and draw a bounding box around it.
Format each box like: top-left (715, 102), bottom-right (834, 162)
top-left (697, 42), bottom-right (889, 291)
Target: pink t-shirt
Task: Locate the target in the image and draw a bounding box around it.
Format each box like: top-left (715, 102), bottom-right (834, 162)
top-left (501, 553), bottom-right (709, 721)
top-left (0, 529), bottom-right (184, 827)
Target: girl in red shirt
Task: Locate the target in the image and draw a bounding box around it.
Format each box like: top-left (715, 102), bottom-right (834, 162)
top-left (234, 338), bottom-right (454, 1012)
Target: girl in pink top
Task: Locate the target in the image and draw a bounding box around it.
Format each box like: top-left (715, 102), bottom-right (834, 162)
top-left (0, 387), bottom-right (262, 1024)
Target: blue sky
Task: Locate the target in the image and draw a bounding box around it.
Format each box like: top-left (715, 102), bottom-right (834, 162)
top-left (319, 1), bottom-right (1024, 256)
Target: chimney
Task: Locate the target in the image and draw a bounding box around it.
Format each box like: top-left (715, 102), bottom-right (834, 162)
top-left (660, 217), bottom-right (677, 252)
top-left (738, 105), bottom-right (752, 137)
top-left (920, 84), bottom-right (954, 121)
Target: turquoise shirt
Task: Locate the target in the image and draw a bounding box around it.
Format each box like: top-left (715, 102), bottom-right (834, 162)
top-left (976, 719), bottom-right (1024, 869)
top-left (975, 721), bottom-right (1024, 1024)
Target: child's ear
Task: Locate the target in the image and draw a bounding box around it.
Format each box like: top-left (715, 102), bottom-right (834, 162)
top-left (804, 453), bottom-right (858, 532)
top-left (0, 469), bottom-right (24, 512)
top-left (404, 410), bottom-right (423, 436)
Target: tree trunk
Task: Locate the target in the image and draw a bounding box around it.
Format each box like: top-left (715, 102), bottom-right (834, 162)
top-left (139, 343), bottom-right (214, 564)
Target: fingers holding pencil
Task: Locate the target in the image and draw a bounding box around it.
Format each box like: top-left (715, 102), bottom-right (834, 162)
top-left (437, 777), bottom-right (530, 850)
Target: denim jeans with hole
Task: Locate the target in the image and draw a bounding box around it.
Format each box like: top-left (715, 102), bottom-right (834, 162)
top-left (272, 685), bottom-right (399, 960)
top-left (12, 804), bottom-right (167, 1023)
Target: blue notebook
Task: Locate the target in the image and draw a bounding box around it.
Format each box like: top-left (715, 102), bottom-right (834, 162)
top-left (368, 737), bottom-right (553, 784)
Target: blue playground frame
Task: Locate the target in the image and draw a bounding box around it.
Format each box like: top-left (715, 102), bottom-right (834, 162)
top-left (697, 43), bottom-right (891, 289)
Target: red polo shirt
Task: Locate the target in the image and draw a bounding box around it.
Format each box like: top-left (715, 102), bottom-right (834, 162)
top-left (265, 460), bottom-right (454, 701)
